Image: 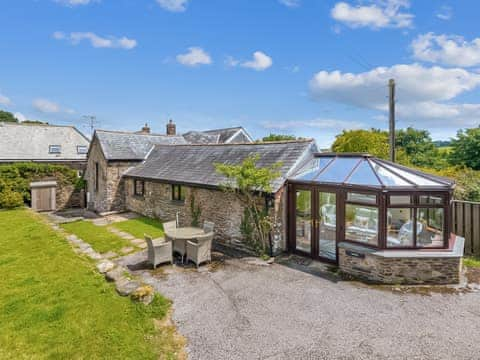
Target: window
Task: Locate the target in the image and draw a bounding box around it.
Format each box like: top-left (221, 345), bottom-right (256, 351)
top-left (345, 204), bottom-right (379, 246)
top-left (347, 192), bottom-right (377, 204)
top-left (134, 180), bottom-right (144, 196)
top-left (49, 145), bottom-right (61, 154)
top-left (172, 184), bottom-right (185, 202)
top-left (417, 208), bottom-right (444, 248)
top-left (389, 195), bottom-right (412, 205)
top-left (77, 145), bottom-right (88, 154)
top-left (387, 208), bottom-right (414, 247)
top-left (95, 162), bottom-right (99, 192)
top-left (386, 193), bottom-right (447, 248)
top-left (419, 195), bottom-right (445, 206)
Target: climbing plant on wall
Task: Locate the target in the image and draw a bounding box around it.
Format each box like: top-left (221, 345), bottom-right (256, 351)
top-left (215, 154), bottom-right (282, 255)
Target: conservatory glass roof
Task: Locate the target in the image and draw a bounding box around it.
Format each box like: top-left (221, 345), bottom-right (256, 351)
top-left (290, 154), bottom-right (454, 189)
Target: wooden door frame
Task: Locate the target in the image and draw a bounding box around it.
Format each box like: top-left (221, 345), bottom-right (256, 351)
top-left (288, 182), bottom-right (341, 264)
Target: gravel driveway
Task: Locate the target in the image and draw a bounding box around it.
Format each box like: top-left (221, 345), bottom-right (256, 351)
top-left (120, 252), bottom-right (480, 360)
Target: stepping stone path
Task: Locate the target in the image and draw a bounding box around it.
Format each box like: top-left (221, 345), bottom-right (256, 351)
top-left (103, 251), bottom-right (119, 259)
top-left (96, 260), bottom-right (116, 274)
top-left (115, 278), bottom-right (141, 296)
top-left (120, 246), bottom-right (135, 254)
top-left (43, 216), bottom-right (158, 306)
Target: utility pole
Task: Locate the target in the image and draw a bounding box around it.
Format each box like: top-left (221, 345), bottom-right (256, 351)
top-left (388, 78), bottom-right (396, 162)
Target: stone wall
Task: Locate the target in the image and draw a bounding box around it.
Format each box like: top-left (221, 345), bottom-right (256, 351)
top-left (85, 138), bottom-right (137, 213)
top-left (56, 185), bottom-right (85, 209)
top-left (338, 244), bottom-right (463, 285)
top-left (125, 178), bottom-right (288, 250)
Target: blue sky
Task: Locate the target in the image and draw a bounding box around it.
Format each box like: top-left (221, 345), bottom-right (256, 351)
top-left (1, 0), bottom-right (479, 146)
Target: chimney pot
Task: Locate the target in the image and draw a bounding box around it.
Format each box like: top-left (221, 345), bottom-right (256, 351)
top-left (166, 119), bottom-right (176, 136)
top-left (140, 123), bottom-right (150, 134)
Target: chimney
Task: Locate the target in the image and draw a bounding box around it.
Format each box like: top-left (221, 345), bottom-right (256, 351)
top-left (140, 123), bottom-right (150, 134)
top-left (166, 119), bottom-right (176, 136)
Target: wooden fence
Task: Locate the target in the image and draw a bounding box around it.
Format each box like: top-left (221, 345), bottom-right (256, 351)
top-left (452, 200), bottom-right (480, 256)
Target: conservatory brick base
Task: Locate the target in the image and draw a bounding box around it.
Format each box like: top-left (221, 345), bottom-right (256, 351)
top-left (338, 237), bottom-right (464, 285)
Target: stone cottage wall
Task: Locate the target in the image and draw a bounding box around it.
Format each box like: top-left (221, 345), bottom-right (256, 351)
top-left (125, 178), bottom-right (288, 250)
top-left (85, 138), bottom-right (137, 213)
top-left (56, 185), bottom-right (85, 209)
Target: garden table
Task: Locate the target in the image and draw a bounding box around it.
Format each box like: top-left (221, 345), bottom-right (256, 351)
top-left (165, 227), bottom-right (205, 241)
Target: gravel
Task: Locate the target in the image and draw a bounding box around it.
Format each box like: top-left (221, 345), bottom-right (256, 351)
top-left (121, 252), bottom-right (480, 359)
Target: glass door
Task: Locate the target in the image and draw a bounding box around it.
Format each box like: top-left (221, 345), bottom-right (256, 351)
top-left (294, 188), bottom-right (313, 254)
top-left (317, 191), bottom-right (337, 262)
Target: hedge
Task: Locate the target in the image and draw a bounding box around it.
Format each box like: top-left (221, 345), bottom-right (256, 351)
top-left (0, 163), bottom-right (83, 208)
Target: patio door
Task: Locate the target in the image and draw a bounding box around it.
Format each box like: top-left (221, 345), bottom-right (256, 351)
top-left (290, 185), bottom-right (338, 263)
top-left (317, 191), bottom-right (337, 262)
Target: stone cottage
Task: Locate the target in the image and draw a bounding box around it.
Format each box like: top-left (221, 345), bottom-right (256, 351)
top-left (123, 140), bottom-right (317, 252)
top-left (85, 120), bottom-right (464, 284)
top-left (85, 121), bottom-right (254, 213)
top-left (0, 122), bottom-right (90, 209)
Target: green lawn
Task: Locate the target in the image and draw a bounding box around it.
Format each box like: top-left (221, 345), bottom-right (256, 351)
top-left (112, 216), bottom-right (165, 239)
top-left (61, 220), bottom-right (132, 253)
top-left (0, 209), bottom-right (183, 359)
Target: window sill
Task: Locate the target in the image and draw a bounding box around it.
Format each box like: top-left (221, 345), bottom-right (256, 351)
top-left (170, 200), bottom-right (185, 205)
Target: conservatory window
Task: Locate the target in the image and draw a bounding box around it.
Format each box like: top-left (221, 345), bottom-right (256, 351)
top-left (416, 208), bottom-right (444, 248)
top-left (345, 204), bottom-right (379, 246)
top-left (389, 195), bottom-right (412, 206)
top-left (387, 208), bottom-right (414, 247)
top-left (347, 192), bottom-right (377, 204)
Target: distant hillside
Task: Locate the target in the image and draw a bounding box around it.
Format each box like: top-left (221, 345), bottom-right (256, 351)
top-left (433, 140), bottom-right (451, 147)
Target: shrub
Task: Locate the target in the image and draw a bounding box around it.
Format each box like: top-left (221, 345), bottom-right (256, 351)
top-left (0, 188), bottom-right (24, 209)
top-left (0, 162), bottom-right (79, 208)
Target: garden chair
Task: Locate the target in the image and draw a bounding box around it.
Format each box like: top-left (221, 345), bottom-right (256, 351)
top-left (163, 220), bottom-right (177, 234)
top-left (145, 234), bottom-right (173, 269)
top-left (186, 232), bottom-right (213, 268)
top-left (173, 238), bottom-right (187, 264)
top-left (203, 221), bottom-right (215, 234)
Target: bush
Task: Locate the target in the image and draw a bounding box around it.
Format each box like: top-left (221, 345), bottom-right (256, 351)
top-left (0, 188), bottom-right (24, 209)
top-left (0, 162), bottom-right (79, 208)
top-left (415, 166), bottom-right (480, 202)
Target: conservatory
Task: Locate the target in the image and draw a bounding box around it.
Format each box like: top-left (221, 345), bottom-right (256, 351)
top-left (287, 153), bottom-right (464, 284)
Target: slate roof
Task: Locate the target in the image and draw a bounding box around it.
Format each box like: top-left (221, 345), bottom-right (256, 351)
top-left (201, 127), bottom-right (243, 143)
top-left (0, 122), bottom-right (89, 162)
top-left (124, 140), bottom-right (316, 192)
top-left (94, 130), bottom-right (187, 160)
top-left (182, 131), bottom-right (220, 145)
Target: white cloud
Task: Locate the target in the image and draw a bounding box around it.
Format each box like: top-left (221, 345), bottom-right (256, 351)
top-left (224, 56), bottom-right (240, 67)
top-left (33, 98), bottom-right (74, 114)
top-left (0, 93), bottom-right (11, 106)
top-left (53, 31), bottom-right (137, 50)
top-left (241, 51), bottom-right (273, 71)
top-left (54, 0), bottom-right (96, 6)
top-left (436, 5), bottom-right (452, 21)
top-left (412, 33), bottom-right (480, 68)
top-left (331, 0), bottom-right (413, 29)
top-left (279, 0), bottom-right (300, 8)
top-left (309, 63), bottom-right (480, 128)
top-left (156, 0), bottom-right (189, 12)
top-left (14, 112), bottom-right (26, 122)
top-left (176, 47), bottom-right (212, 67)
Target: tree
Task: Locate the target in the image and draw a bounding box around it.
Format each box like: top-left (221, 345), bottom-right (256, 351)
top-left (0, 110), bottom-right (18, 123)
top-left (395, 127), bottom-right (444, 168)
top-left (261, 134), bottom-right (297, 142)
top-left (449, 127), bottom-right (480, 170)
top-left (215, 154), bottom-right (282, 255)
top-left (331, 129), bottom-right (389, 159)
